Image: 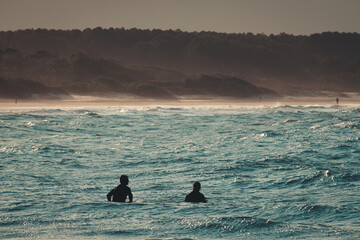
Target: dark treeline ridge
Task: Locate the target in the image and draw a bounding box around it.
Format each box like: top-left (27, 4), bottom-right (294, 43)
top-left (0, 28), bottom-right (359, 99)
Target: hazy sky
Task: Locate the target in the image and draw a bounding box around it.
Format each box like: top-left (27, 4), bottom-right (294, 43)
top-left (0, 0), bottom-right (359, 35)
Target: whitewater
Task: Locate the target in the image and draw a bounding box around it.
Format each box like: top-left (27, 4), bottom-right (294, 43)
top-left (1, 104), bottom-right (359, 239)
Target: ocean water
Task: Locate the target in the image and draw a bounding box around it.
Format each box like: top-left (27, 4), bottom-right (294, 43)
top-left (1, 104), bottom-right (359, 239)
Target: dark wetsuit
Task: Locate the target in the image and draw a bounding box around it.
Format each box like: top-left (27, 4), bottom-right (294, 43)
top-left (107, 184), bottom-right (133, 202)
top-left (185, 190), bottom-right (207, 203)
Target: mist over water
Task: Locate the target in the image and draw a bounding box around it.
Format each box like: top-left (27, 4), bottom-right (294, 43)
top-left (1, 104), bottom-right (359, 239)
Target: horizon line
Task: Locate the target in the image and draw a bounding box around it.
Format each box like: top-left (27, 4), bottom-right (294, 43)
top-left (1, 27), bottom-right (359, 37)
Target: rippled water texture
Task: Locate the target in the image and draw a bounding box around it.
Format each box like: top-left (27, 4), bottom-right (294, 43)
top-left (1, 104), bottom-right (360, 239)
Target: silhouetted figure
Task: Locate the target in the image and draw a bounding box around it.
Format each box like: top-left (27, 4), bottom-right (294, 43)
top-left (185, 181), bottom-right (207, 203)
top-left (107, 175), bottom-right (133, 202)
top-left (336, 97), bottom-right (339, 105)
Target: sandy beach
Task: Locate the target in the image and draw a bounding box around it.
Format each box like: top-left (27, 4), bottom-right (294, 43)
top-left (1, 95), bottom-right (360, 110)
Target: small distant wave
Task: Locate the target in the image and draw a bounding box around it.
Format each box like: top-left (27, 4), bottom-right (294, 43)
top-left (83, 111), bottom-right (101, 117)
top-left (21, 173), bottom-right (64, 186)
top-left (274, 105), bottom-right (329, 110)
top-left (300, 149), bottom-right (319, 155)
top-left (296, 203), bottom-right (360, 224)
top-left (58, 158), bottom-right (88, 169)
top-left (71, 109), bottom-right (102, 117)
top-left (333, 144), bottom-right (353, 150)
top-left (36, 144), bottom-right (77, 155)
top-left (340, 172), bottom-right (360, 182)
top-left (0, 146), bottom-right (20, 154)
top-left (284, 170), bottom-right (335, 186)
top-left (96, 229), bottom-right (135, 236)
top-left (146, 106), bottom-right (166, 112)
top-left (346, 137), bottom-right (360, 142)
top-left (263, 130), bottom-right (282, 137)
top-left (253, 130), bottom-right (282, 138)
top-left (179, 216), bottom-right (279, 233)
top-left (299, 204), bottom-right (337, 214)
top-left (45, 109), bottom-right (64, 113)
top-left (332, 121), bottom-right (360, 129)
top-left (0, 216), bottom-right (45, 227)
top-left (283, 119), bottom-right (298, 123)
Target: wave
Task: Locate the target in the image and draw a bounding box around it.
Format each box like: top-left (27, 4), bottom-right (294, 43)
top-left (2, 102), bottom-right (359, 115)
top-left (340, 172), bottom-right (360, 182)
top-left (179, 216), bottom-right (279, 233)
top-left (299, 204), bottom-right (338, 214)
top-left (0, 215), bottom-right (48, 227)
top-left (277, 105), bottom-right (328, 110)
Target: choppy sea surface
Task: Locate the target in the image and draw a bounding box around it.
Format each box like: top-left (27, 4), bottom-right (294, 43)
top-left (1, 104), bottom-right (360, 239)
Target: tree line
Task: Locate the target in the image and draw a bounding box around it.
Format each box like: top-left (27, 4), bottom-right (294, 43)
top-left (0, 28), bottom-right (359, 99)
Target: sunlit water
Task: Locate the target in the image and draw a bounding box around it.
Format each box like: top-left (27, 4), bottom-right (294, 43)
top-left (1, 104), bottom-right (359, 239)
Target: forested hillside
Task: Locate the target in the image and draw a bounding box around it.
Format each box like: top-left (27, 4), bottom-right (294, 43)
top-left (0, 28), bottom-right (359, 99)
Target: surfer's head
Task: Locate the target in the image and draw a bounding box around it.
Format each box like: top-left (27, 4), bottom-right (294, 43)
top-left (193, 181), bottom-right (201, 191)
top-left (120, 175), bottom-right (129, 185)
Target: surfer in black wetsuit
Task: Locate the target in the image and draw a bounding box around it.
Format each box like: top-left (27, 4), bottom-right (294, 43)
top-left (185, 181), bottom-right (207, 203)
top-left (107, 175), bottom-right (133, 202)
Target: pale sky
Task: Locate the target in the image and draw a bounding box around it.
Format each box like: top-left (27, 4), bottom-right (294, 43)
top-left (0, 0), bottom-right (359, 35)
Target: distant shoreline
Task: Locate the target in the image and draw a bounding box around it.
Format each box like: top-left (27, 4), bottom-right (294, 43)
top-left (1, 96), bottom-right (359, 109)
top-left (2, 30), bottom-right (360, 101)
